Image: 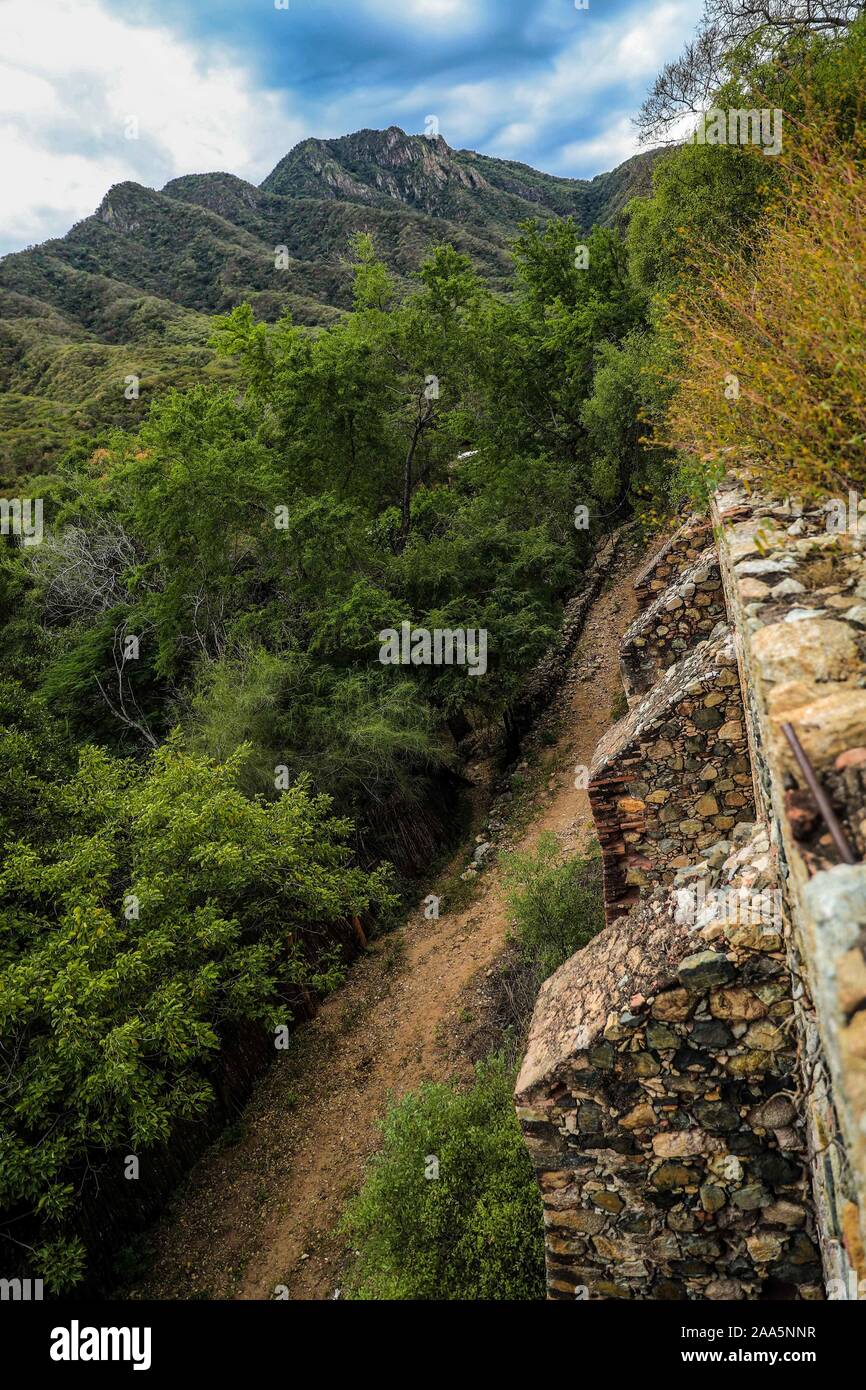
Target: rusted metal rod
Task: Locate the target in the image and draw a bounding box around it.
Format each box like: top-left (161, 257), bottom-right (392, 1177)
top-left (781, 722), bottom-right (858, 865)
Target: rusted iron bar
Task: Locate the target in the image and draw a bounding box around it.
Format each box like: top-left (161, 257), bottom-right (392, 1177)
top-left (781, 722), bottom-right (858, 866)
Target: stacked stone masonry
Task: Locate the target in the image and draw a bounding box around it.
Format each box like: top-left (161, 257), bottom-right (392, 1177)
top-left (519, 483), bottom-right (866, 1300)
top-left (620, 548), bottom-right (726, 702)
top-left (712, 481), bottom-right (866, 1297)
top-left (589, 628), bottom-right (754, 925)
top-left (633, 518), bottom-right (715, 612)
top-left (516, 827), bottom-right (819, 1300)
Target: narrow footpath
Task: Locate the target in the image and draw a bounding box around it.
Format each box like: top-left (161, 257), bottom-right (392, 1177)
top-left (132, 552), bottom-right (640, 1301)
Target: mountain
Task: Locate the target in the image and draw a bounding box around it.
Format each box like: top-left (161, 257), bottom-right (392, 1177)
top-left (0, 127), bottom-right (658, 481)
top-left (260, 127), bottom-right (653, 230)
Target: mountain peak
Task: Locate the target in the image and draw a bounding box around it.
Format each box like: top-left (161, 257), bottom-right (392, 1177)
top-left (95, 182), bottom-right (161, 236)
top-left (261, 125), bottom-right (465, 206)
top-left (0, 127), bottom-right (658, 473)
top-left (256, 126), bottom-right (658, 233)
top-left (162, 171), bottom-right (262, 221)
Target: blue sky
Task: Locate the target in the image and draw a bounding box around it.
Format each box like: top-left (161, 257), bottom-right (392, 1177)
top-left (0, 0), bottom-right (703, 254)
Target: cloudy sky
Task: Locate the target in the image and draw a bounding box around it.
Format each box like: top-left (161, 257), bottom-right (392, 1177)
top-left (0, 0), bottom-right (703, 255)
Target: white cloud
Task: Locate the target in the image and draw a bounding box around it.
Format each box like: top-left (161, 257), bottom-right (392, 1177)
top-left (489, 0), bottom-right (705, 151)
top-left (384, 0), bottom-right (703, 171)
top-left (559, 116), bottom-right (645, 172)
top-left (0, 0), bottom-right (306, 254)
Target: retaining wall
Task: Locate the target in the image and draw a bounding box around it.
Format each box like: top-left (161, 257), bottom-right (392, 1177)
top-left (518, 483), bottom-right (866, 1300)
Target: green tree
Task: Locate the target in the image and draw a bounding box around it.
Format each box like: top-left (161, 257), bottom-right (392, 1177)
top-left (0, 735), bottom-right (393, 1290)
top-left (502, 833), bottom-right (605, 981)
top-left (342, 1057), bottom-right (544, 1300)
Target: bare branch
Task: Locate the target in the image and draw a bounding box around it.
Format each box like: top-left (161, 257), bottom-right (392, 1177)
top-left (95, 618), bottom-right (158, 749)
top-left (29, 520), bottom-right (147, 624)
top-left (636, 0), bottom-right (863, 144)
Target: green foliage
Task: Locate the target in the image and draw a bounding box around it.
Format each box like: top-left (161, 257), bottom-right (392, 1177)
top-left (20, 221), bottom-right (624, 854)
top-left (186, 646), bottom-right (448, 812)
top-left (581, 329), bottom-right (676, 515)
top-left (0, 680), bottom-right (73, 845)
top-left (626, 140), bottom-right (773, 300)
top-left (0, 543), bottom-right (46, 681)
top-left (0, 729), bottom-right (393, 1290)
top-left (502, 833), bottom-right (605, 980)
top-left (349, 231), bottom-right (395, 311)
top-left (341, 1056), bottom-right (544, 1300)
top-left (0, 132), bottom-right (655, 477)
top-left (6, 28), bottom-right (865, 1293)
top-left (468, 221), bottom-right (646, 485)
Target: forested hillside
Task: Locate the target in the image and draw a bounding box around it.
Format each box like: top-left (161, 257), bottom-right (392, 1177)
top-left (1, 8), bottom-right (865, 1299)
top-left (0, 129), bottom-right (656, 480)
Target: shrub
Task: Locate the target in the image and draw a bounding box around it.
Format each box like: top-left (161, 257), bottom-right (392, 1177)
top-left (502, 832), bottom-right (605, 981)
top-left (187, 646), bottom-right (447, 809)
top-left (0, 734), bottom-right (394, 1290)
top-left (664, 125), bottom-right (866, 502)
top-left (341, 1056), bottom-right (544, 1300)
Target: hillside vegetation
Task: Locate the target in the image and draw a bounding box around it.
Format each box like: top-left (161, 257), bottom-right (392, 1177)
top-left (1, 11), bottom-right (865, 1296)
top-left (0, 129), bottom-right (656, 480)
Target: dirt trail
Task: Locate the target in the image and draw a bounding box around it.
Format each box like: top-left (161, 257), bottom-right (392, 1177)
top-left (133, 554), bottom-right (639, 1302)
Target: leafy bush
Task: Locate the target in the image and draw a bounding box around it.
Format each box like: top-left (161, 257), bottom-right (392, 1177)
top-left (0, 732), bottom-right (393, 1290)
top-left (342, 1056), bottom-right (544, 1300)
top-left (187, 646), bottom-right (447, 808)
top-left (664, 126), bottom-right (866, 501)
top-left (502, 832), bottom-right (605, 981)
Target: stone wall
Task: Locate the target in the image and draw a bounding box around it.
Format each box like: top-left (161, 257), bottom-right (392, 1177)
top-left (633, 518), bottom-right (715, 612)
top-left (712, 480), bottom-right (866, 1297)
top-left (620, 549), bottom-right (726, 702)
top-left (516, 826), bottom-right (819, 1300)
top-left (589, 628), bottom-right (754, 924)
top-left (518, 482), bottom-right (866, 1300)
